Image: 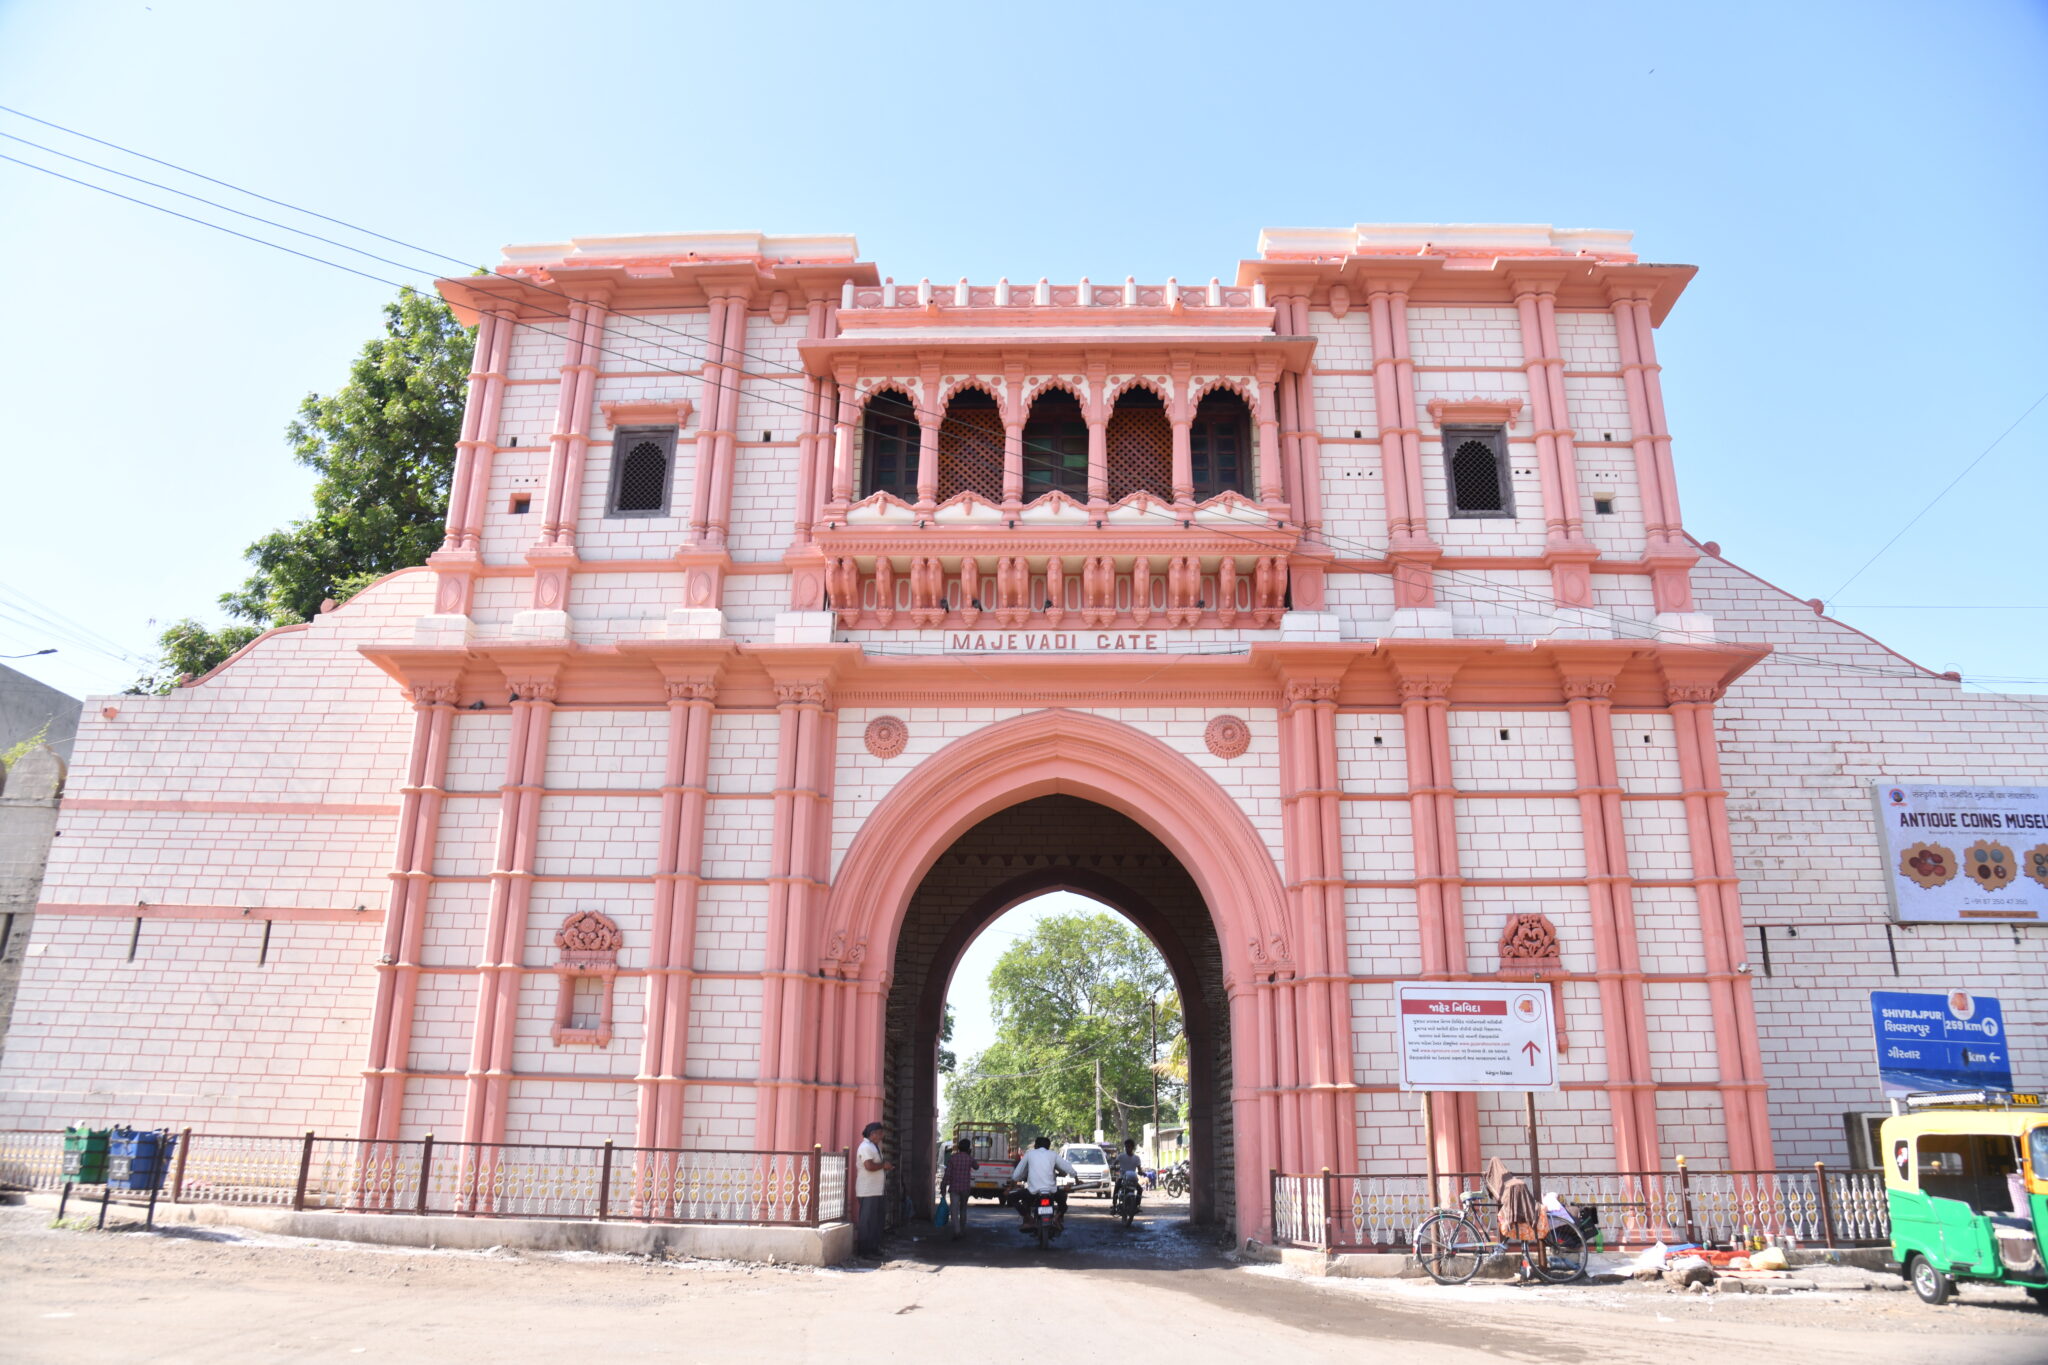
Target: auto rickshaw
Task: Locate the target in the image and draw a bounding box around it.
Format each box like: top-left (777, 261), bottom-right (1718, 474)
top-left (1881, 1090), bottom-right (2048, 1306)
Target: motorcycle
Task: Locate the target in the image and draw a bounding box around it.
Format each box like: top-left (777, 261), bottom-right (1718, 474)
top-left (1162, 1162), bottom-right (1190, 1198)
top-left (1012, 1184), bottom-right (1064, 1250)
top-left (1112, 1174), bottom-right (1143, 1228)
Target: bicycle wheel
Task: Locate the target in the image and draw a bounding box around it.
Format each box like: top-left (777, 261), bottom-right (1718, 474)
top-left (1413, 1211), bottom-right (1486, 1285)
top-left (1529, 1221), bottom-right (1589, 1284)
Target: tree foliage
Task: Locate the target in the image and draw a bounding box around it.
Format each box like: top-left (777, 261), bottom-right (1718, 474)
top-left (131, 289), bottom-right (474, 692)
top-left (943, 911), bottom-right (1183, 1142)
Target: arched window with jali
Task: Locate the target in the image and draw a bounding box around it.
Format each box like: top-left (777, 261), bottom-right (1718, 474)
top-left (1021, 390), bottom-right (1087, 501)
top-left (1190, 390), bottom-right (1250, 502)
top-left (937, 388), bottom-right (1004, 503)
top-left (859, 389), bottom-right (920, 501)
top-left (1106, 388), bottom-right (1172, 502)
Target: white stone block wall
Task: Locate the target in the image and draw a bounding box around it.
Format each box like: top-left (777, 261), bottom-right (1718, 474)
top-left (1695, 554), bottom-right (2048, 1164)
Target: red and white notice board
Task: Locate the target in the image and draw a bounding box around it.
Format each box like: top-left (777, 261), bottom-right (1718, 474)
top-left (1394, 982), bottom-right (1559, 1092)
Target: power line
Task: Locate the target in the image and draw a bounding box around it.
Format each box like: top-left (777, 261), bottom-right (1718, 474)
top-left (1826, 387), bottom-right (2048, 604)
top-left (3, 120), bottom-right (2042, 700)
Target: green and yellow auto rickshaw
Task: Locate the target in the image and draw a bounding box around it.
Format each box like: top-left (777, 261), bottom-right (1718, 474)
top-left (1881, 1091), bottom-right (2048, 1306)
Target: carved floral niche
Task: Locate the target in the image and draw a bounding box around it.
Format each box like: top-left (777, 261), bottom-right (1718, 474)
top-left (551, 910), bottom-right (624, 1046)
top-left (1496, 912), bottom-right (1568, 1052)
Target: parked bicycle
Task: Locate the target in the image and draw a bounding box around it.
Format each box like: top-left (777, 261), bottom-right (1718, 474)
top-left (1412, 1188), bottom-right (1589, 1285)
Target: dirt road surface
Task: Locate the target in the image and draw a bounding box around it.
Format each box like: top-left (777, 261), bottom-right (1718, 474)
top-left (6, 1195), bottom-right (2046, 1363)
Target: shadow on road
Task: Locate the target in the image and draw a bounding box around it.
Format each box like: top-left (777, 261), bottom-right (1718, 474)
top-left (887, 1192), bottom-right (1225, 1271)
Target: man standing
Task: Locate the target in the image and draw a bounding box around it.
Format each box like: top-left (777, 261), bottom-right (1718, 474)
top-left (939, 1137), bottom-right (977, 1241)
top-left (856, 1121), bottom-right (893, 1258)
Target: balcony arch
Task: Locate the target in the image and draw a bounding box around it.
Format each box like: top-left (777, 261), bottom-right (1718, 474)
top-left (858, 387), bottom-right (920, 502)
top-left (1020, 388), bottom-right (1087, 502)
top-left (1190, 388), bottom-right (1251, 503)
top-left (1106, 386), bottom-right (1173, 504)
top-left (936, 386), bottom-right (1003, 504)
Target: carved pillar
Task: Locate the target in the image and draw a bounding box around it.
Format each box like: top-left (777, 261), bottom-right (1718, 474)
top-left (759, 678), bottom-right (832, 1148)
top-left (1256, 366), bottom-right (1286, 507)
top-left (1562, 671), bottom-right (1660, 1170)
top-left (690, 296), bottom-right (732, 544)
top-left (703, 294), bottom-right (751, 548)
top-left (1369, 279), bottom-right (1440, 606)
top-left (636, 675), bottom-right (717, 1149)
top-left (446, 310), bottom-right (502, 551)
top-left (1612, 290), bottom-right (1698, 613)
top-left (1170, 355), bottom-right (1194, 507)
top-left (1279, 677), bottom-right (1351, 1171)
top-left (915, 359), bottom-right (940, 513)
top-left (1396, 667), bottom-right (1476, 1173)
top-left (464, 672), bottom-right (556, 1145)
top-left (792, 300), bottom-right (831, 544)
top-left (1666, 678), bottom-right (1774, 1168)
top-left (361, 681), bottom-right (458, 1141)
top-left (1001, 358), bottom-right (1026, 511)
top-left (829, 364), bottom-right (859, 509)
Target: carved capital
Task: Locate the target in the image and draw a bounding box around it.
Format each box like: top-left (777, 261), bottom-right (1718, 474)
top-left (1560, 676), bottom-right (1616, 702)
top-left (407, 682), bottom-right (459, 706)
top-left (1664, 682), bottom-right (1721, 705)
top-left (664, 679), bottom-right (718, 704)
top-left (508, 679), bottom-right (558, 703)
top-left (774, 681), bottom-right (830, 707)
top-left (1282, 681), bottom-right (1339, 705)
top-left (1396, 676), bottom-right (1453, 702)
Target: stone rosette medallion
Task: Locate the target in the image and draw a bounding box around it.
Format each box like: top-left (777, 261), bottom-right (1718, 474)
top-left (1205, 714), bottom-right (1251, 760)
top-left (864, 715), bottom-right (908, 760)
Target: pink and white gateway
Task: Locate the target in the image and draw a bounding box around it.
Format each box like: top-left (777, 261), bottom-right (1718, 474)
top-left (4, 224), bottom-right (2043, 1243)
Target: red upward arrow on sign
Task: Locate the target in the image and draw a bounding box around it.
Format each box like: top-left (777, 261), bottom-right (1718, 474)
top-left (1522, 1041), bottom-right (1542, 1065)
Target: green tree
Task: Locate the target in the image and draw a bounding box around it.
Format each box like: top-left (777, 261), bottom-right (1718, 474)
top-left (131, 288), bottom-right (474, 692)
top-left (943, 911), bottom-right (1183, 1141)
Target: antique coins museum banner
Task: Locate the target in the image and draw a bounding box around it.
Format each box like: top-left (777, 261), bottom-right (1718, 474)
top-left (1875, 782), bottom-right (2048, 922)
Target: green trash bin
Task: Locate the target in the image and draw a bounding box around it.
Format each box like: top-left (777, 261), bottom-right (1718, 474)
top-left (61, 1126), bottom-right (110, 1184)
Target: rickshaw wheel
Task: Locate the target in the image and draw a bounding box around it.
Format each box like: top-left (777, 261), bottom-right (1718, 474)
top-left (1908, 1254), bottom-right (1952, 1306)
top-left (2027, 1286), bottom-right (2048, 1311)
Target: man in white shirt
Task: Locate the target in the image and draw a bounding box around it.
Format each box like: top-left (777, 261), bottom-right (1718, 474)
top-left (1009, 1135), bottom-right (1076, 1228)
top-left (855, 1121), bottom-right (893, 1257)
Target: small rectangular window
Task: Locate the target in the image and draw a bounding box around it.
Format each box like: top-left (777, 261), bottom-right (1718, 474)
top-left (607, 426), bottom-right (677, 517)
top-left (509, 494), bottom-right (531, 515)
top-left (1442, 425), bottom-right (1513, 519)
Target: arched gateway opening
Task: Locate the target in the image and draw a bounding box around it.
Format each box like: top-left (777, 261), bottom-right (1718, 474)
top-left (815, 710), bottom-right (1291, 1241)
top-left (885, 796), bottom-right (1230, 1226)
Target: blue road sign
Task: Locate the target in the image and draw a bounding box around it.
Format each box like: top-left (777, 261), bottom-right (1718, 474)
top-left (1869, 990), bottom-right (2012, 1097)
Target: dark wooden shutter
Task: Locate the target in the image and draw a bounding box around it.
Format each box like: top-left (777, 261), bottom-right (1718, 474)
top-left (1443, 425), bottom-right (1513, 518)
top-left (609, 427), bottom-right (675, 516)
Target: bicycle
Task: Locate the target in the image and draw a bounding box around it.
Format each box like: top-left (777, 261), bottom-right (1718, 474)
top-left (1412, 1191), bottom-right (1590, 1286)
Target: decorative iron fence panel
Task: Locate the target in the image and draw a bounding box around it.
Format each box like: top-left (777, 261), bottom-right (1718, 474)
top-left (2, 1130), bottom-right (844, 1229)
top-left (0, 1130), bottom-right (65, 1191)
top-left (1270, 1166), bottom-right (1891, 1252)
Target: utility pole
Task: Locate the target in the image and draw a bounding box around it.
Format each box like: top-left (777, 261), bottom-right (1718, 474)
top-left (1150, 998), bottom-right (1161, 1160)
top-left (1093, 1056), bottom-right (1103, 1143)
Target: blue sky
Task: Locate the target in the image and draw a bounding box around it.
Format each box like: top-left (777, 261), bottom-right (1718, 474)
top-left (1, 1), bottom-right (2043, 700)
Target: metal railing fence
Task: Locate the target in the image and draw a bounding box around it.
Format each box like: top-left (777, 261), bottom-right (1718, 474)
top-left (1270, 1161), bottom-right (1891, 1253)
top-left (0, 1129), bottom-right (851, 1228)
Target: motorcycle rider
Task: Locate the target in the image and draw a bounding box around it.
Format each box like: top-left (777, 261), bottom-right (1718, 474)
top-left (1007, 1134), bottom-right (1076, 1230)
top-left (1113, 1139), bottom-right (1144, 1214)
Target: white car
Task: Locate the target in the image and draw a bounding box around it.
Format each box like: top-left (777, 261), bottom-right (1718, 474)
top-left (1061, 1144), bottom-right (1111, 1194)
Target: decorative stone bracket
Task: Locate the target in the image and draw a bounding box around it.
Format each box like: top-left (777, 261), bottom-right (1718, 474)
top-left (551, 910), bottom-right (624, 1046)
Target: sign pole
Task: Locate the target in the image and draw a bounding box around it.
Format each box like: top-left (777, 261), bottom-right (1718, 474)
top-left (1524, 1091), bottom-right (1541, 1195)
top-left (1420, 1092), bottom-right (1438, 1209)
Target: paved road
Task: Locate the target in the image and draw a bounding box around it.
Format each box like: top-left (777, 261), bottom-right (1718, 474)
top-left (5, 1197), bottom-right (2046, 1363)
